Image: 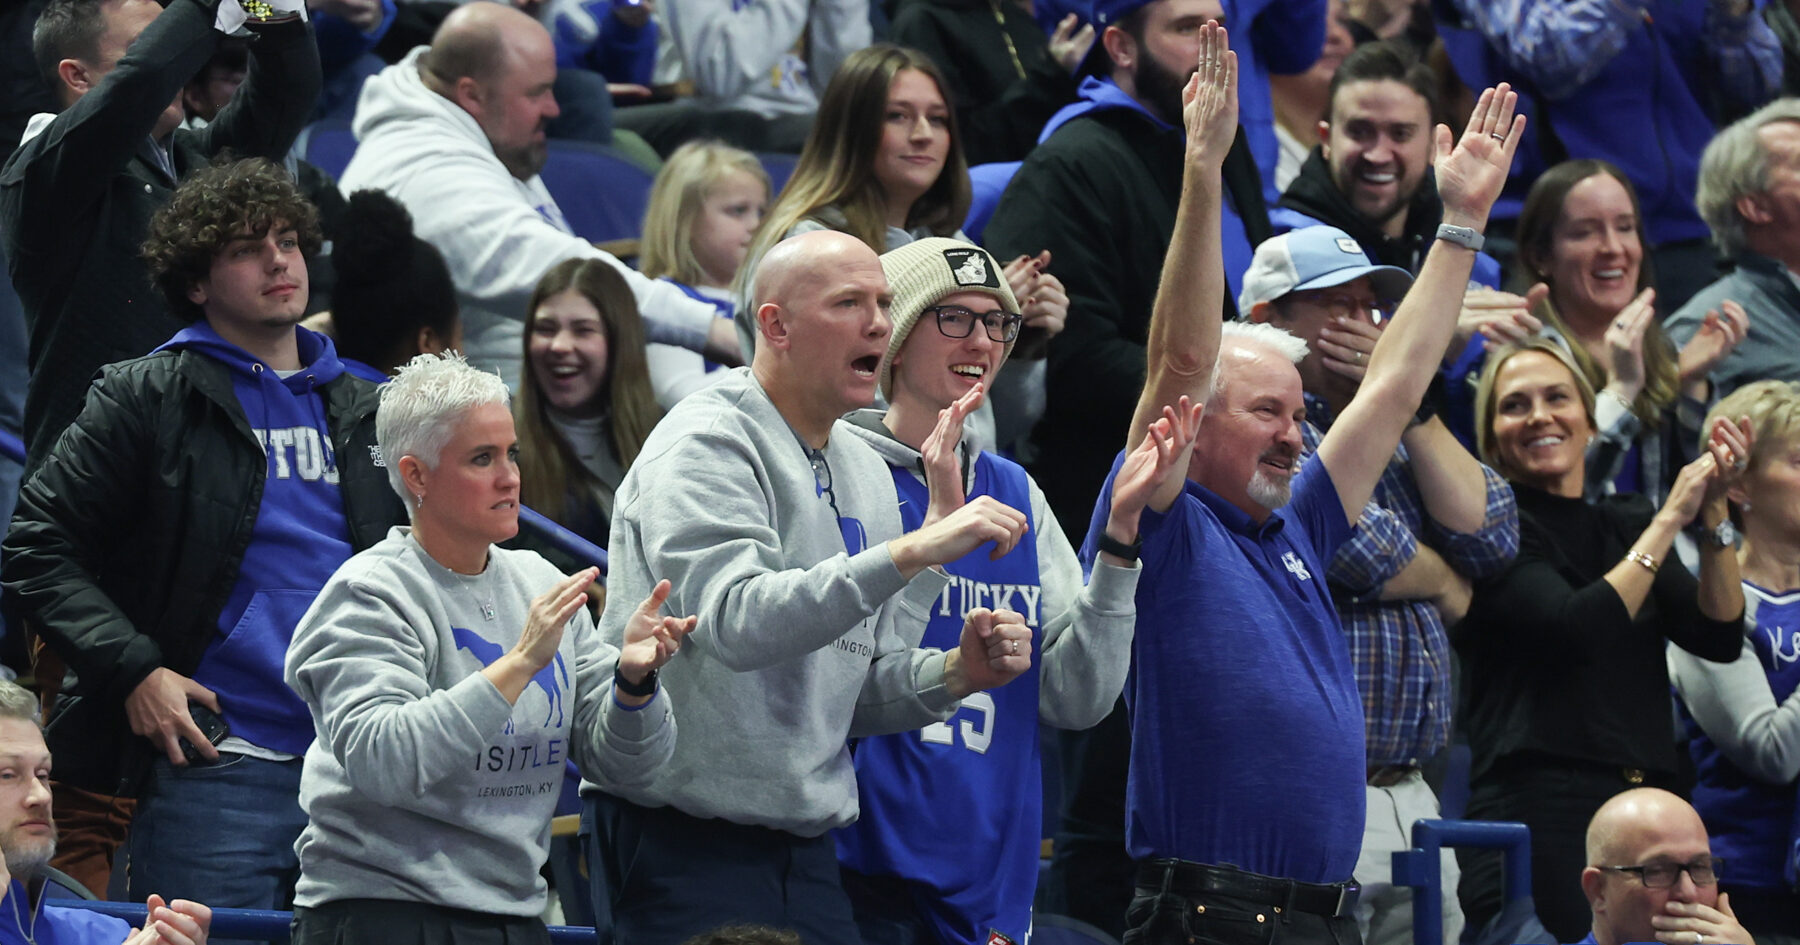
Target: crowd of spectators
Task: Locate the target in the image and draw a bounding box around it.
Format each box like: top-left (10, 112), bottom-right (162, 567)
top-left (2, 0), bottom-right (1800, 944)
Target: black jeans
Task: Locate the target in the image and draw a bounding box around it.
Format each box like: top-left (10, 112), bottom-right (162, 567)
top-left (1123, 886), bottom-right (1361, 945)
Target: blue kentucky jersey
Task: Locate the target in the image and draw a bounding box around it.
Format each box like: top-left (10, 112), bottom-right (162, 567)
top-left (837, 451), bottom-right (1042, 945)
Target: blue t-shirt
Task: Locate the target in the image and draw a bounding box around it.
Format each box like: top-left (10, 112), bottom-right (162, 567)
top-left (1084, 451), bottom-right (1365, 882)
top-left (837, 451), bottom-right (1043, 945)
top-left (1682, 583), bottom-right (1800, 892)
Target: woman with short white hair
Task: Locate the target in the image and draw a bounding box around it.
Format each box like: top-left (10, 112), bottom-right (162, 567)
top-left (284, 352), bottom-right (694, 945)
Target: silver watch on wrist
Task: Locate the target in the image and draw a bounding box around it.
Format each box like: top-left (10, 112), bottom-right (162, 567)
top-left (1435, 224), bottom-right (1485, 252)
top-left (1696, 518), bottom-right (1738, 550)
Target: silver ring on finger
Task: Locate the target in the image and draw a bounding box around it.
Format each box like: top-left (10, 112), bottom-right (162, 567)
top-left (1695, 933), bottom-right (1705, 945)
top-left (1489, 132), bottom-right (1505, 141)
top-left (1356, 351), bottom-right (1366, 365)
top-left (1010, 640), bottom-right (1019, 656)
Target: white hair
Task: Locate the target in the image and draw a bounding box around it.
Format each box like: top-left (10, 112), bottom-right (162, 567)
top-left (1212, 321), bottom-right (1309, 396)
top-left (377, 352), bottom-right (511, 514)
top-left (1697, 97), bottom-right (1800, 256)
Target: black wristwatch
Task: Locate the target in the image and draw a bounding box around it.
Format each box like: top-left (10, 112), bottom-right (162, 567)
top-left (1096, 532), bottom-right (1141, 563)
top-left (613, 667), bottom-right (658, 698)
top-left (1409, 373), bottom-right (1446, 429)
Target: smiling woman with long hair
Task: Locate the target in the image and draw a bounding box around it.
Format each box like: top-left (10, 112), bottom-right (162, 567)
top-left (515, 258), bottom-right (663, 547)
top-left (1453, 338), bottom-right (1749, 940)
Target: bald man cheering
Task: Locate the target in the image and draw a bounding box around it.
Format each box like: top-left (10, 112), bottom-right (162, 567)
top-left (586, 230), bottom-right (1038, 944)
top-left (1577, 789), bottom-right (1756, 945)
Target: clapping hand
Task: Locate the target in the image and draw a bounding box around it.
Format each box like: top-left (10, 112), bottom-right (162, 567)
top-left (1432, 83), bottom-right (1525, 231)
top-left (1181, 20), bottom-right (1238, 170)
top-left (1603, 288), bottom-right (1657, 404)
top-left (921, 382), bottom-right (982, 526)
top-left (1455, 283), bottom-right (1548, 357)
top-left (617, 578), bottom-right (695, 692)
top-left (1002, 251), bottom-right (1070, 354)
top-left (1677, 300), bottom-right (1749, 394)
top-left (1702, 414), bottom-right (1754, 505)
top-left (126, 895), bottom-right (210, 945)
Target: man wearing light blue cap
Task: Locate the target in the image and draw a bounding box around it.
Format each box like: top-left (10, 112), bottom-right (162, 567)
top-left (1242, 224), bottom-right (1519, 945)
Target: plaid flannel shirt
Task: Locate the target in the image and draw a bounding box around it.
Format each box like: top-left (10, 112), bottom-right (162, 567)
top-left (1300, 395), bottom-right (1519, 765)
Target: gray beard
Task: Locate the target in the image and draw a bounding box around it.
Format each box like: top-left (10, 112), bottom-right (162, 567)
top-left (1247, 468), bottom-right (1293, 510)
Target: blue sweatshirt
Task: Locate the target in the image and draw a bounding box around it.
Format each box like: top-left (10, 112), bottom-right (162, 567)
top-left (159, 324), bottom-right (355, 755)
top-left (0, 879), bottom-right (131, 945)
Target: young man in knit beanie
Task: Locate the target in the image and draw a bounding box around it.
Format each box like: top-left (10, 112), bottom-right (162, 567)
top-left (835, 236), bottom-right (1201, 945)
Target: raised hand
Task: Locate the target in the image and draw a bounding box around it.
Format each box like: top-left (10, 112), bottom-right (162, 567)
top-left (1677, 299), bottom-right (1750, 392)
top-left (126, 669), bottom-right (222, 767)
top-left (1111, 397), bottom-right (1203, 527)
top-left (1603, 288), bottom-right (1656, 403)
top-left (949, 607), bottom-right (1032, 696)
top-left (921, 382), bottom-right (983, 526)
top-left (1454, 283), bottom-right (1547, 357)
top-left (1181, 20), bottom-right (1238, 169)
top-left (1048, 12), bottom-right (1097, 74)
top-left (618, 578), bottom-right (696, 689)
top-left (1432, 83), bottom-right (1525, 230)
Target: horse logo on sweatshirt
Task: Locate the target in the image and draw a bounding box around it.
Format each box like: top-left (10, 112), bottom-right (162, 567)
top-left (452, 627), bottom-right (568, 733)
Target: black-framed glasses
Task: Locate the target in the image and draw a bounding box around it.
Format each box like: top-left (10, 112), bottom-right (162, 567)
top-left (1599, 857), bottom-right (1723, 888)
top-left (927, 305), bottom-right (1023, 343)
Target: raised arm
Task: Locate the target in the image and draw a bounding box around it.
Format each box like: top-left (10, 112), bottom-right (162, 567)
top-left (1315, 84), bottom-right (1522, 526)
top-left (1128, 20), bottom-right (1236, 514)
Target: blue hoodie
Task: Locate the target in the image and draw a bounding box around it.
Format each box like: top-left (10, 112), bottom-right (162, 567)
top-left (157, 324), bottom-right (355, 756)
top-left (0, 879), bottom-right (131, 945)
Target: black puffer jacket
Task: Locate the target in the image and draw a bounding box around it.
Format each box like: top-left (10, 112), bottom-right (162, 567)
top-left (1, 349), bottom-right (404, 796)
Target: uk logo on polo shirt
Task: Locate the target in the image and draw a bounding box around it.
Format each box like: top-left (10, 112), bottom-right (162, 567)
top-left (1281, 551), bottom-right (1313, 582)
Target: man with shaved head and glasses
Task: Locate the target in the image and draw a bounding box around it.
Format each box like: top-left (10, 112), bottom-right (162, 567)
top-left (1578, 788), bottom-right (1754, 945)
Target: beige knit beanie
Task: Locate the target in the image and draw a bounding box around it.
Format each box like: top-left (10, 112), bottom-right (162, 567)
top-left (878, 237), bottom-right (1021, 400)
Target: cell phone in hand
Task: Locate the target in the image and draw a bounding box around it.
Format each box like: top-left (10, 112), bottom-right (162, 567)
top-left (179, 702), bottom-right (230, 766)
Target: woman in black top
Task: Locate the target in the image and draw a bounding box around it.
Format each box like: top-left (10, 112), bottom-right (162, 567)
top-left (1455, 338), bottom-right (1748, 941)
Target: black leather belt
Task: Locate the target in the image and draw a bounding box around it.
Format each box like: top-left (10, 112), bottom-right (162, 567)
top-left (1135, 859), bottom-right (1359, 918)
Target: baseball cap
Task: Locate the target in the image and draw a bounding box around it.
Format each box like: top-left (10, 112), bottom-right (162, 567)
top-left (1237, 226), bottom-right (1414, 314)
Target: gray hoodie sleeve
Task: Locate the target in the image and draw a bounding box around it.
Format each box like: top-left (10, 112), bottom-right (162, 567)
top-left (614, 428), bottom-right (925, 673)
top-left (849, 573), bottom-right (959, 737)
top-left (1669, 629), bottom-right (1800, 785)
top-left (287, 575), bottom-right (518, 811)
top-left (1028, 479), bottom-right (1140, 730)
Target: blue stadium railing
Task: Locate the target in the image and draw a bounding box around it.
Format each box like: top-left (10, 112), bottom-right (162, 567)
top-left (1392, 819), bottom-right (1534, 945)
top-left (50, 900), bottom-right (600, 945)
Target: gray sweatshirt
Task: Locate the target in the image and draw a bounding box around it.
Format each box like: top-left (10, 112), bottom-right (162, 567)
top-left (597, 368), bottom-right (956, 836)
top-left (286, 528), bottom-right (673, 915)
top-left (843, 411), bottom-right (1140, 729)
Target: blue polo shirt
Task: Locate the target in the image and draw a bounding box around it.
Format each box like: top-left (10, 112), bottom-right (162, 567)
top-left (1084, 451), bottom-right (1365, 883)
